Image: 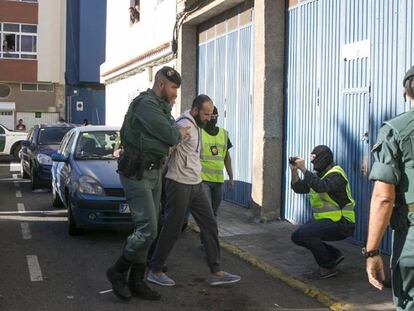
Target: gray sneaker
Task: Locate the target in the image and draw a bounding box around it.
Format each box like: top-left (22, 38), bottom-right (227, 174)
top-left (146, 270), bottom-right (176, 287)
top-left (208, 271), bottom-right (241, 286)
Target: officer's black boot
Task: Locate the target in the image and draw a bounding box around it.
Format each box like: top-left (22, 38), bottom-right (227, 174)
top-left (128, 263), bottom-right (161, 301)
top-left (106, 255), bottom-right (132, 300)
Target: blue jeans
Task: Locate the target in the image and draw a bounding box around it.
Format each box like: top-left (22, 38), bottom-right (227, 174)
top-left (203, 182), bottom-right (224, 216)
top-left (291, 218), bottom-right (355, 268)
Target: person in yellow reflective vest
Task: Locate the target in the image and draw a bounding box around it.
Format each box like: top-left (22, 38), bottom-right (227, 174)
top-left (200, 106), bottom-right (234, 215)
top-left (289, 145), bottom-right (356, 279)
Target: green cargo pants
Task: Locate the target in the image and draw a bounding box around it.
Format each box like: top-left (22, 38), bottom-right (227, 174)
top-left (119, 168), bottom-right (162, 264)
top-left (392, 226), bottom-right (414, 310)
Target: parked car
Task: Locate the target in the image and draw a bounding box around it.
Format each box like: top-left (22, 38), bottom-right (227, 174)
top-left (51, 126), bottom-right (132, 235)
top-left (21, 123), bottom-right (75, 189)
top-left (0, 123), bottom-right (27, 160)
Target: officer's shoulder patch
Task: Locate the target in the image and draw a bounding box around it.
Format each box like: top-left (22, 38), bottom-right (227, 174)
top-left (371, 142), bottom-right (382, 152)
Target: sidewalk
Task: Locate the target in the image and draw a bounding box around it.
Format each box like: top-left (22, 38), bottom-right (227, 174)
top-left (209, 201), bottom-right (394, 311)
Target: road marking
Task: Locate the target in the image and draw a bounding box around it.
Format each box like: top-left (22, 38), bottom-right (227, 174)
top-left (17, 203), bottom-right (25, 212)
top-left (21, 223), bottom-right (31, 240)
top-left (16, 190), bottom-right (22, 198)
top-left (12, 174), bottom-right (20, 187)
top-left (99, 289), bottom-right (113, 294)
top-left (26, 255), bottom-right (43, 281)
top-left (10, 163), bottom-right (20, 172)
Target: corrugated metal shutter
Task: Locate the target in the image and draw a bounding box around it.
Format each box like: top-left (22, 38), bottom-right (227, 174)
top-left (197, 6), bottom-right (254, 207)
top-left (284, 0), bottom-right (414, 253)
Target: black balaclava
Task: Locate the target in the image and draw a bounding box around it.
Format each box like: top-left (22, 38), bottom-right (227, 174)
top-left (311, 145), bottom-right (333, 172)
top-left (204, 106), bottom-right (218, 135)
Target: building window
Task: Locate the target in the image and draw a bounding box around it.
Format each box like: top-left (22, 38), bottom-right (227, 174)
top-left (129, 0), bottom-right (140, 25)
top-left (1, 23), bottom-right (37, 59)
top-left (21, 83), bottom-right (54, 92)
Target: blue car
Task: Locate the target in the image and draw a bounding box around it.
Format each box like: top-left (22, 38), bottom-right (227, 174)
top-left (21, 123), bottom-right (75, 189)
top-left (51, 126), bottom-right (132, 235)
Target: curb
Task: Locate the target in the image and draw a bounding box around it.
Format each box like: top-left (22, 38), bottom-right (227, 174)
top-left (188, 222), bottom-right (354, 311)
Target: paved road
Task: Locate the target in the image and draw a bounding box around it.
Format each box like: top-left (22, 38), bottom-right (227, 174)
top-left (0, 157), bottom-right (327, 311)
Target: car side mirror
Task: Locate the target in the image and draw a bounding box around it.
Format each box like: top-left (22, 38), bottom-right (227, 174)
top-left (21, 140), bottom-right (31, 147)
top-left (51, 152), bottom-right (68, 163)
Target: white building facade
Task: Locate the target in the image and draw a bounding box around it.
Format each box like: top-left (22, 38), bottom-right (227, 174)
top-left (100, 0), bottom-right (180, 126)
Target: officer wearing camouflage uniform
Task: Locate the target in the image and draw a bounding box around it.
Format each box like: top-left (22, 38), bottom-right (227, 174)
top-left (366, 66), bottom-right (414, 310)
top-left (106, 66), bottom-right (188, 301)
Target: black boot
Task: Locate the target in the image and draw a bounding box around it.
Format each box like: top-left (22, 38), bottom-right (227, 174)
top-left (106, 255), bottom-right (132, 300)
top-left (128, 263), bottom-right (161, 301)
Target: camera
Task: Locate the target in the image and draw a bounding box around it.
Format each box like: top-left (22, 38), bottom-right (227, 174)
top-left (289, 157), bottom-right (298, 165)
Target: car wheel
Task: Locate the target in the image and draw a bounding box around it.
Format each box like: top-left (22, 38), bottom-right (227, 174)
top-left (67, 200), bottom-right (83, 236)
top-left (13, 144), bottom-right (21, 161)
top-left (52, 187), bottom-right (64, 208)
top-left (31, 166), bottom-right (40, 190)
top-left (21, 160), bottom-right (29, 179)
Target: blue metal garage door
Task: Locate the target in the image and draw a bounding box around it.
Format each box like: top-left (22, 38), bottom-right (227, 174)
top-left (197, 5), bottom-right (254, 207)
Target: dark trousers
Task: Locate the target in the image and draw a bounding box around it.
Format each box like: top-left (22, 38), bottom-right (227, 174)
top-left (392, 227), bottom-right (414, 310)
top-left (149, 179), bottom-right (221, 274)
top-left (291, 218), bottom-right (355, 269)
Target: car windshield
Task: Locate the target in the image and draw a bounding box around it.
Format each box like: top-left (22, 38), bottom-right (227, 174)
top-left (38, 127), bottom-right (73, 145)
top-left (75, 131), bottom-right (119, 160)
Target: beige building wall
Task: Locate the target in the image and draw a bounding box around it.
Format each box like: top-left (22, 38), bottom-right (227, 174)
top-left (37, 0), bottom-right (66, 84)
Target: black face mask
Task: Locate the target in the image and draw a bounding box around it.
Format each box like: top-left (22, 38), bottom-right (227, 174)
top-left (311, 145), bottom-right (333, 172)
top-left (204, 117), bottom-right (217, 134)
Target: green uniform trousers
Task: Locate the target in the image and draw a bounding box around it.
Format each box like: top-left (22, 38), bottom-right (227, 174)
top-left (119, 168), bottom-right (162, 264)
top-left (392, 226), bottom-right (414, 310)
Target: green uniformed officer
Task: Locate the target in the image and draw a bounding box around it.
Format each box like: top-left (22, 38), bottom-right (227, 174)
top-left (106, 66), bottom-right (189, 301)
top-left (366, 65), bottom-right (414, 310)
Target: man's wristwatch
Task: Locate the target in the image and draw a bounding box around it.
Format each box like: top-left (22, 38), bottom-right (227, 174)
top-left (362, 247), bottom-right (380, 259)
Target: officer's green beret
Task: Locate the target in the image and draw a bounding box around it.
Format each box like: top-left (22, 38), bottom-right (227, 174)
top-left (159, 66), bottom-right (181, 87)
top-left (403, 66), bottom-right (414, 86)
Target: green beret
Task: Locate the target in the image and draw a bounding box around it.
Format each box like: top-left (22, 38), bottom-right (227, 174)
top-left (159, 66), bottom-right (181, 87)
top-left (403, 65), bottom-right (414, 86)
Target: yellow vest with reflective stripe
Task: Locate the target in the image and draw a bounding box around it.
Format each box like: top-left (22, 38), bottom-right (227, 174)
top-left (200, 128), bottom-right (228, 183)
top-left (309, 165), bottom-right (356, 223)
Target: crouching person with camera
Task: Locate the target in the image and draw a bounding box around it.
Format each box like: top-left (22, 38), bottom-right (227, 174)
top-left (289, 145), bottom-right (355, 279)
top-left (106, 67), bottom-right (189, 301)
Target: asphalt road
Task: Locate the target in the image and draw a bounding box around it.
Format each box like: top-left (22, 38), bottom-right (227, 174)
top-left (0, 157), bottom-right (327, 311)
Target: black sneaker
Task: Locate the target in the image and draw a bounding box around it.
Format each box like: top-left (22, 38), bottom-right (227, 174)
top-left (130, 281), bottom-right (161, 301)
top-left (106, 267), bottom-right (132, 300)
top-left (305, 267), bottom-right (338, 280)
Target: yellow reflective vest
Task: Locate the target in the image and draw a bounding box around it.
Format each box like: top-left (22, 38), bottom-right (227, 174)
top-left (200, 128), bottom-right (228, 183)
top-left (309, 165), bottom-right (356, 223)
